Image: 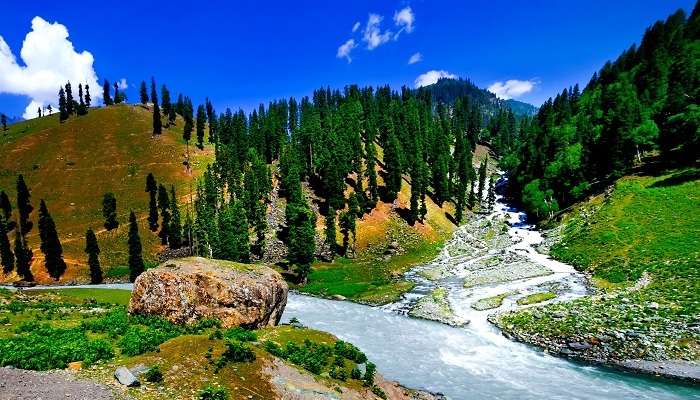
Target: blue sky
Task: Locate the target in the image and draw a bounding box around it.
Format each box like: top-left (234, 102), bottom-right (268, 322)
top-left (0, 0), bottom-right (695, 119)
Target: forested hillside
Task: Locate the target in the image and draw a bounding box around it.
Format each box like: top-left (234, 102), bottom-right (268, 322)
top-left (503, 4), bottom-right (699, 218)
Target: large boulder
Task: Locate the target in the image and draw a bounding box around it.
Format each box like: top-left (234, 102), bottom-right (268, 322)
top-left (128, 257), bottom-right (288, 328)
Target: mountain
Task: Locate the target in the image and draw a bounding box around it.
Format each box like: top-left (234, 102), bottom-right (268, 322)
top-left (421, 77), bottom-right (537, 117)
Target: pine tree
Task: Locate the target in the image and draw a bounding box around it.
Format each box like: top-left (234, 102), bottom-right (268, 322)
top-left (205, 98), bottom-right (217, 143)
top-left (169, 185), bottom-right (182, 249)
top-left (217, 200), bottom-right (250, 263)
top-left (196, 104), bottom-right (206, 149)
top-left (58, 87), bottom-right (68, 122)
top-left (150, 77), bottom-right (159, 106)
top-left (161, 85), bottom-right (171, 117)
top-left (38, 200), bottom-right (66, 281)
top-left (47, 104), bottom-right (53, 115)
top-left (0, 190), bottom-right (11, 222)
top-left (102, 192), bottom-right (119, 231)
top-left (77, 84), bottom-right (87, 115)
top-left (127, 211), bottom-right (144, 282)
top-left (286, 197), bottom-right (316, 283)
top-left (468, 179), bottom-right (476, 210)
top-left (0, 215), bottom-right (14, 274)
top-left (113, 82), bottom-right (121, 104)
top-left (383, 129), bottom-right (403, 201)
top-left (65, 82), bottom-right (75, 115)
top-left (324, 207), bottom-right (337, 254)
top-left (140, 81), bottom-right (149, 104)
top-left (157, 184), bottom-right (171, 245)
top-left (145, 173), bottom-right (159, 231)
top-left (14, 230), bottom-right (33, 281)
top-left (486, 176), bottom-right (496, 213)
top-left (85, 228), bottom-right (102, 284)
top-left (16, 175), bottom-right (33, 235)
top-left (102, 80), bottom-right (112, 106)
top-left (153, 102), bottom-right (162, 135)
top-left (84, 84), bottom-right (91, 108)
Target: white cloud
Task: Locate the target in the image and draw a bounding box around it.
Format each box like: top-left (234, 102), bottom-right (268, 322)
top-left (487, 79), bottom-right (537, 100)
top-left (393, 7), bottom-right (415, 39)
top-left (414, 70), bottom-right (457, 88)
top-left (362, 14), bottom-right (392, 50)
top-left (117, 78), bottom-right (128, 89)
top-left (0, 16), bottom-right (101, 119)
top-left (408, 52), bottom-right (423, 65)
top-left (352, 21), bottom-right (361, 33)
top-left (336, 39), bottom-right (357, 63)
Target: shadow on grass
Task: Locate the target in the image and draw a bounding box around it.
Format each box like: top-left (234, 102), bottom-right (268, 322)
top-left (649, 168), bottom-right (700, 188)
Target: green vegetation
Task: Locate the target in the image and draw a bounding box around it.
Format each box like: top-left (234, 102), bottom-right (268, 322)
top-left (471, 291), bottom-right (518, 311)
top-left (516, 292), bottom-right (556, 306)
top-left (498, 169), bottom-right (700, 362)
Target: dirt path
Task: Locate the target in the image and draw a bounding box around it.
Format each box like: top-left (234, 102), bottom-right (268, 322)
top-left (0, 367), bottom-right (118, 400)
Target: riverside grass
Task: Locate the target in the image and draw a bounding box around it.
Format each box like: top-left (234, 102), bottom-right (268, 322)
top-left (498, 168), bottom-right (700, 362)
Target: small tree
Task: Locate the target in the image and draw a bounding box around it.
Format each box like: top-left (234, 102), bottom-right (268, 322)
top-left (127, 211), bottom-right (145, 282)
top-left (0, 215), bottom-right (14, 274)
top-left (103, 79), bottom-right (113, 106)
top-left (85, 228), bottom-right (102, 284)
top-left (140, 81), bottom-right (149, 104)
top-left (47, 104), bottom-right (53, 115)
top-left (102, 192), bottom-right (119, 231)
top-left (58, 87), bottom-right (68, 122)
top-left (146, 173), bottom-right (159, 231)
top-left (38, 200), bottom-right (66, 281)
top-left (14, 230), bottom-right (33, 281)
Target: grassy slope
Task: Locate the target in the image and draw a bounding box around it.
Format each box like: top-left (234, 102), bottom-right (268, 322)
top-left (498, 168), bottom-right (700, 361)
top-left (0, 105), bottom-right (213, 283)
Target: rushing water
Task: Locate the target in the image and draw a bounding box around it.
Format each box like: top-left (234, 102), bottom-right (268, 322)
top-left (12, 181), bottom-right (700, 399)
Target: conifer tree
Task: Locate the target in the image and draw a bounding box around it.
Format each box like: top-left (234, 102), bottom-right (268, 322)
top-left (85, 228), bottom-right (102, 284)
top-left (102, 192), bottom-right (119, 231)
top-left (324, 207), bottom-right (336, 254)
top-left (286, 197), bottom-right (316, 283)
top-left (47, 104), bottom-right (52, 115)
top-left (477, 158), bottom-right (488, 204)
top-left (217, 200), bottom-right (250, 263)
top-left (0, 215), bottom-right (14, 274)
top-left (102, 80), bottom-right (112, 106)
top-left (140, 81), bottom-right (149, 104)
top-left (84, 84), bottom-right (91, 108)
top-left (161, 85), bottom-right (171, 117)
top-left (157, 184), bottom-right (171, 245)
top-left (168, 104), bottom-right (177, 126)
top-left (58, 87), bottom-right (68, 122)
top-left (127, 211), bottom-right (144, 282)
top-left (65, 82), bottom-right (75, 115)
top-left (169, 185), bottom-right (182, 249)
top-left (113, 82), bottom-right (121, 104)
top-left (153, 101), bottom-right (162, 135)
top-left (14, 230), bottom-right (33, 281)
top-left (145, 173), bottom-right (159, 231)
top-left (38, 200), bottom-right (66, 281)
top-left (486, 176), bottom-right (496, 213)
top-left (468, 179), bottom-right (476, 210)
top-left (150, 77), bottom-right (159, 106)
top-left (196, 104), bottom-right (206, 149)
top-left (16, 175), bottom-right (33, 235)
top-left (205, 98), bottom-right (217, 143)
top-left (77, 84), bottom-right (87, 115)
top-left (0, 190), bottom-right (11, 222)
top-left (383, 130), bottom-right (403, 201)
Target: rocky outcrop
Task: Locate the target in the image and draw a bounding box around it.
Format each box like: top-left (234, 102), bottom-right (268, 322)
top-left (128, 257), bottom-right (288, 328)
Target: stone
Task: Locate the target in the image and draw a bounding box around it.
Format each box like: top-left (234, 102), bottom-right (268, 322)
top-left (568, 342), bottom-right (592, 351)
top-left (128, 257), bottom-right (288, 329)
top-left (114, 366), bottom-right (139, 387)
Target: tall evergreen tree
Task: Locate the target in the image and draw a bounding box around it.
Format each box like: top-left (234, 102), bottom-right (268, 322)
top-left (16, 175), bottom-right (33, 235)
top-left (14, 230), bottom-right (33, 281)
top-left (150, 77), bottom-right (159, 106)
top-left (113, 82), bottom-right (122, 104)
top-left (477, 158), bottom-right (488, 204)
top-left (102, 192), bottom-right (119, 231)
top-left (127, 211), bottom-right (144, 282)
top-left (84, 84), bottom-right (91, 108)
top-left (286, 197), bottom-right (316, 283)
top-left (169, 185), bottom-right (182, 249)
top-left (324, 207), bottom-right (337, 254)
top-left (144, 173), bottom-right (159, 231)
top-left (0, 190), bottom-right (11, 222)
top-left (140, 81), bottom-right (149, 104)
top-left (38, 200), bottom-right (66, 281)
top-left (102, 80), bottom-right (112, 106)
top-left (486, 176), bottom-right (496, 213)
top-left (161, 85), bottom-right (171, 117)
top-left (65, 82), bottom-right (75, 115)
top-left (153, 101), bottom-right (162, 135)
top-left (217, 200), bottom-right (250, 263)
top-left (0, 215), bottom-right (14, 274)
top-left (58, 87), bottom-right (68, 122)
top-left (157, 184), bottom-right (171, 245)
top-left (85, 228), bottom-right (102, 284)
top-left (196, 104), bottom-right (206, 149)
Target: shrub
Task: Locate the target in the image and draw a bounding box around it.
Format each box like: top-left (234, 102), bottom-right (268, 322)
top-left (372, 385), bottom-right (387, 399)
top-left (198, 385), bottom-right (229, 400)
top-left (351, 367), bottom-right (362, 380)
top-left (363, 362), bottom-right (376, 386)
top-left (329, 366), bottom-right (347, 381)
top-left (334, 340), bottom-right (367, 363)
top-left (223, 327), bottom-right (257, 342)
top-left (221, 340), bottom-right (256, 362)
top-left (143, 364), bottom-right (163, 383)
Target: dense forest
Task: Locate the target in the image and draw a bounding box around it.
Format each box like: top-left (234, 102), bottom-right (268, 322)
top-left (502, 4), bottom-right (699, 218)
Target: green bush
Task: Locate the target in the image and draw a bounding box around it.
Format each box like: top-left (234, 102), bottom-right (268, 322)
top-left (198, 385), bottom-right (229, 400)
top-left (334, 340), bottom-right (367, 363)
top-left (143, 364), bottom-right (163, 383)
top-left (351, 367), bottom-right (362, 379)
top-left (117, 326), bottom-right (179, 356)
top-left (0, 325), bottom-right (113, 370)
top-left (363, 362), bottom-right (376, 386)
top-left (372, 385), bottom-right (387, 399)
top-left (223, 327), bottom-right (257, 342)
top-left (221, 340), bottom-right (256, 362)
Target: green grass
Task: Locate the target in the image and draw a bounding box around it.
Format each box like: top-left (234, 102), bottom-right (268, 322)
top-left (516, 292), bottom-right (556, 305)
top-left (29, 288), bottom-right (132, 306)
top-left (471, 291), bottom-right (518, 311)
top-left (498, 168), bottom-right (700, 362)
top-left (301, 239), bottom-right (444, 304)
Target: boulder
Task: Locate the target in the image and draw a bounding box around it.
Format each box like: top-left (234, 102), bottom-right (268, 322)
top-left (114, 366), bottom-right (139, 387)
top-left (128, 257), bottom-right (288, 329)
